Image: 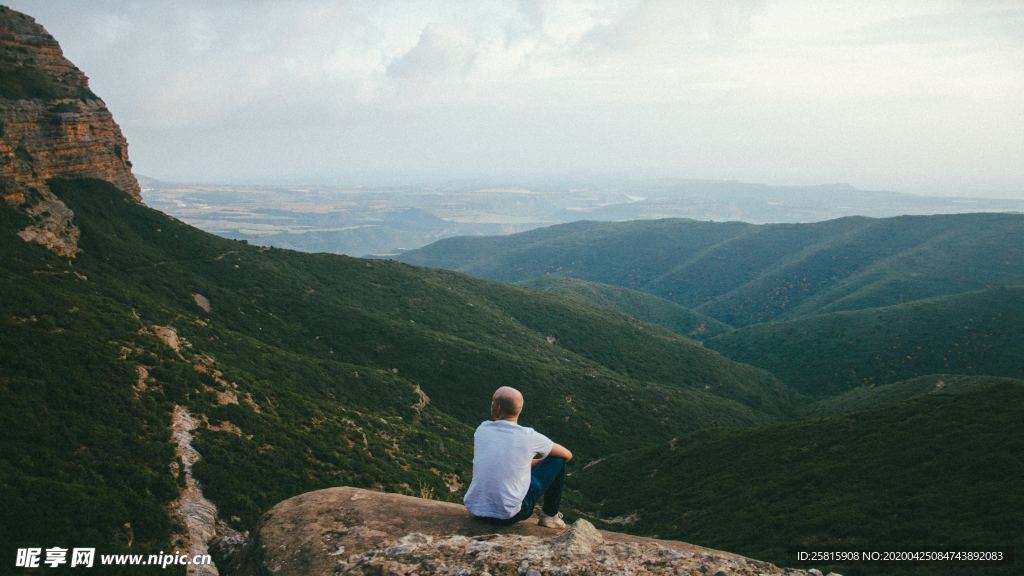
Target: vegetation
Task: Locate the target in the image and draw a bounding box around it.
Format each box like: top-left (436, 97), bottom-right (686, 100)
top-left (0, 178), bottom-right (788, 568)
top-left (800, 374), bottom-right (1024, 417)
top-left (399, 214), bottom-right (1024, 326)
top-left (707, 287), bottom-right (1024, 397)
top-left (572, 376), bottom-right (1024, 576)
top-left (520, 275), bottom-right (731, 340)
top-left (0, 66), bottom-right (73, 100)
top-left (0, 67), bottom-right (95, 101)
top-left (403, 213), bottom-right (1024, 576)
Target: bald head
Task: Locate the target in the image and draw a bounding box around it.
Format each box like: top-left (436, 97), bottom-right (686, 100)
top-left (491, 386), bottom-right (524, 420)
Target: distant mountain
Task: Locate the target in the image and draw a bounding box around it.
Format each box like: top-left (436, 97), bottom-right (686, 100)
top-left (141, 180), bottom-right (541, 258)
top-left (706, 287), bottom-right (1024, 397)
top-left (398, 214), bottom-right (1024, 326)
top-left (573, 375), bottom-right (1024, 576)
top-left (142, 176), bottom-right (1024, 259)
top-left (558, 179), bottom-right (1024, 223)
top-left (520, 275), bottom-right (731, 340)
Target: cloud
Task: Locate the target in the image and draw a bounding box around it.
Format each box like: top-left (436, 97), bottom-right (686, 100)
top-left (579, 0), bottom-right (762, 55)
top-left (387, 23), bottom-right (476, 81)
top-left (5, 0), bottom-right (1023, 196)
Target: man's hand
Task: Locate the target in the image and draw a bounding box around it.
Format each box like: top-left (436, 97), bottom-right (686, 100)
top-left (531, 458), bottom-right (542, 468)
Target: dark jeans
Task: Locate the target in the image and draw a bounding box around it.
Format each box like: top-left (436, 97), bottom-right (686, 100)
top-left (483, 456), bottom-right (567, 525)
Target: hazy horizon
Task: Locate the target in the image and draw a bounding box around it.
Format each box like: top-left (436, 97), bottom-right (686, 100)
top-left (8, 0), bottom-right (1024, 199)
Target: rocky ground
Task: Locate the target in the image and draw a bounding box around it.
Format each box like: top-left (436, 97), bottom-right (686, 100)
top-left (225, 487), bottom-right (839, 576)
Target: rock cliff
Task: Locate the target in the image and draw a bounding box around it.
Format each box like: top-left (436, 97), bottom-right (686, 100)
top-left (226, 487), bottom-right (838, 576)
top-left (0, 6), bottom-right (140, 256)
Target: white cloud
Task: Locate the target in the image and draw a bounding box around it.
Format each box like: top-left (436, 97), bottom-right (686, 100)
top-left (387, 23), bottom-right (476, 81)
top-left (6, 0), bottom-right (1023, 196)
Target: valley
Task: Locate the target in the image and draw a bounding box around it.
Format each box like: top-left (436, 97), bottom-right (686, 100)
top-left (400, 216), bottom-right (1024, 575)
top-left (1, 5), bottom-right (1020, 575)
top-left (144, 177), bottom-right (1024, 258)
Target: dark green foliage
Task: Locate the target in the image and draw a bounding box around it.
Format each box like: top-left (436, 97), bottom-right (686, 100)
top-left (707, 288), bottom-right (1024, 397)
top-left (801, 374), bottom-right (1024, 417)
top-left (520, 275), bottom-right (731, 340)
top-left (572, 376), bottom-right (1024, 576)
top-left (0, 206), bottom-right (179, 572)
top-left (398, 214), bottom-right (1024, 326)
top-left (0, 66), bottom-right (73, 100)
top-left (0, 178), bottom-right (788, 561)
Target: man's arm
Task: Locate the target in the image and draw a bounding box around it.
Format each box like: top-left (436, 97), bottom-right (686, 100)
top-left (549, 442), bottom-right (572, 461)
top-left (533, 442), bottom-right (572, 467)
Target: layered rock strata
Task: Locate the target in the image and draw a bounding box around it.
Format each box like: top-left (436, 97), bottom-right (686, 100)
top-left (0, 6), bottom-right (141, 256)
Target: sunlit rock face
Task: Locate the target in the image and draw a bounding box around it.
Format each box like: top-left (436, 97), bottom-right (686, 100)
top-left (0, 6), bottom-right (140, 256)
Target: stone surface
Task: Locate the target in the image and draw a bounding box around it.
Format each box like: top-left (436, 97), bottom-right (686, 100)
top-left (226, 487), bottom-right (829, 576)
top-left (0, 6), bottom-right (141, 256)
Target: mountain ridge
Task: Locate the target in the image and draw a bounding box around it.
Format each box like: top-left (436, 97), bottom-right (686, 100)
top-left (398, 213), bottom-right (1024, 325)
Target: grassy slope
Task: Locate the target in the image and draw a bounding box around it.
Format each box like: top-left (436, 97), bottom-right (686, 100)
top-left (572, 375), bottom-right (1024, 576)
top-left (799, 374), bottom-right (1024, 417)
top-left (398, 214), bottom-right (1024, 326)
top-left (519, 275), bottom-right (731, 340)
top-left (707, 287), bottom-right (1024, 397)
top-left (0, 179), bottom-right (787, 561)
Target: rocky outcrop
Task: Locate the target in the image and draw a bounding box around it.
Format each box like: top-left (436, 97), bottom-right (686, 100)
top-left (0, 6), bottom-right (141, 256)
top-left (169, 405), bottom-right (222, 576)
top-left (227, 487), bottom-right (836, 576)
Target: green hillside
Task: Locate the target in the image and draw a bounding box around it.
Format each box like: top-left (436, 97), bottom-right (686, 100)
top-left (398, 214), bottom-right (1024, 326)
top-left (572, 375), bottom-right (1024, 576)
top-left (520, 275), bottom-right (731, 340)
top-left (800, 374), bottom-right (1024, 417)
top-left (0, 178), bottom-right (787, 563)
top-left (707, 287), bottom-right (1024, 397)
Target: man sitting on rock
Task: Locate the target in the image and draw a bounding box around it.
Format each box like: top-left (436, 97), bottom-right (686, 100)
top-left (464, 386), bottom-right (573, 528)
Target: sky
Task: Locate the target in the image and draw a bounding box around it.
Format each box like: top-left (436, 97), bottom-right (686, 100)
top-left (7, 0), bottom-right (1024, 197)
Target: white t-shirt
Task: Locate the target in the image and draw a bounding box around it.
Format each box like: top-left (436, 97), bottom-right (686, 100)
top-left (463, 420), bottom-right (554, 519)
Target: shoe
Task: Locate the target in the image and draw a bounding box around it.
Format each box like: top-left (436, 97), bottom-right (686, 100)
top-left (538, 511), bottom-right (566, 528)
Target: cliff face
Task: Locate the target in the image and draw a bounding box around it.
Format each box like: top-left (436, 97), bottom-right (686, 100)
top-left (0, 6), bottom-right (140, 256)
top-left (226, 487), bottom-right (838, 576)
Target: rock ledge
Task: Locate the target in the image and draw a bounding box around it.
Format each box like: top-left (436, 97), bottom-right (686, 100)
top-left (227, 487), bottom-right (837, 576)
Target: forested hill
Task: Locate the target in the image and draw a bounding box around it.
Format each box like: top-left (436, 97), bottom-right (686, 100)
top-left (706, 286), bottom-right (1024, 397)
top-left (519, 275), bottom-right (731, 340)
top-left (573, 374), bottom-right (1024, 576)
top-left (397, 213), bottom-right (1024, 326)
